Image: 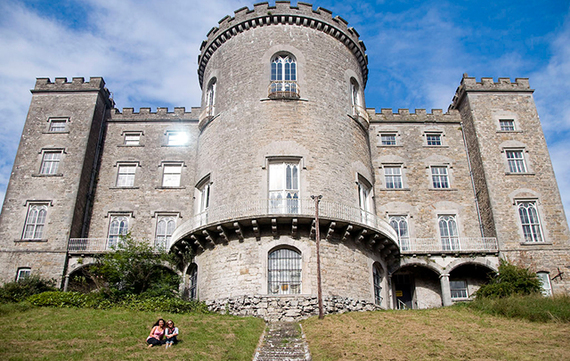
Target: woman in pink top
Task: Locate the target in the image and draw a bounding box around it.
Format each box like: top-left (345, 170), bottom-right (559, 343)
top-left (146, 318), bottom-right (165, 347)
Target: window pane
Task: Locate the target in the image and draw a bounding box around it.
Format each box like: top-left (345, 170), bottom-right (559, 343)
top-left (381, 134), bottom-right (396, 145)
top-left (49, 120), bottom-right (66, 132)
top-left (385, 167), bottom-right (403, 189)
top-left (268, 248), bottom-right (302, 295)
top-left (432, 167), bottom-right (449, 188)
top-left (40, 151), bottom-right (62, 174)
top-left (500, 119), bottom-right (515, 131)
top-left (163, 165), bottom-right (182, 187)
top-left (518, 202), bottom-right (543, 242)
top-left (23, 205), bottom-right (47, 240)
top-left (117, 165), bottom-right (136, 187)
top-left (506, 150), bottom-right (526, 173)
top-left (124, 134), bottom-right (140, 145)
top-left (426, 134), bottom-right (442, 146)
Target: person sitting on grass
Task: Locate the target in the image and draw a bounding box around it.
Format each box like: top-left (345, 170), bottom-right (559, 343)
top-left (164, 320), bottom-right (179, 348)
top-left (146, 318), bottom-right (165, 348)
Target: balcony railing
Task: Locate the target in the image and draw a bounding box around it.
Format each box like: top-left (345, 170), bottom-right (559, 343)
top-left (398, 237), bottom-right (498, 254)
top-left (268, 81), bottom-right (300, 99)
top-left (67, 238), bottom-right (169, 253)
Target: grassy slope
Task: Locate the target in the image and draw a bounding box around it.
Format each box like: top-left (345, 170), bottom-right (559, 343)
top-left (0, 304), bottom-right (265, 361)
top-left (302, 307), bottom-right (570, 361)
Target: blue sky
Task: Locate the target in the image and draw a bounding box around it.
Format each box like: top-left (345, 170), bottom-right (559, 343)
top-left (1, 0), bottom-right (570, 227)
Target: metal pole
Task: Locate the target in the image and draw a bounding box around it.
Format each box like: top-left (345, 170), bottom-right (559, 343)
top-left (311, 195), bottom-right (324, 319)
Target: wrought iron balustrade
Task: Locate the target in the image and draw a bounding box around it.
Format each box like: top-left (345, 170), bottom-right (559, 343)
top-left (268, 81), bottom-right (300, 99)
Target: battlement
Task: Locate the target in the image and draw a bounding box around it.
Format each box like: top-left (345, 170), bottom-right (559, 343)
top-left (198, 1), bottom-right (368, 88)
top-left (33, 77), bottom-right (106, 91)
top-left (110, 106), bottom-right (200, 122)
top-left (368, 108), bottom-right (461, 123)
top-left (450, 74), bottom-right (533, 109)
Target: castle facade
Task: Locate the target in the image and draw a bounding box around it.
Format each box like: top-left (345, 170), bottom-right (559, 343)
top-left (1, 2), bottom-right (569, 320)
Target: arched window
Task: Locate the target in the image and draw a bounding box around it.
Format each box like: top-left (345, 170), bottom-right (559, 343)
top-left (268, 247), bottom-right (301, 294)
top-left (205, 78), bottom-right (216, 117)
top-left (373, 263), bottom-right (383, 305)
top-left (188, 264), bottom-right (198, 300)
top-left (518, 201), bottom-right (543, 242)
top-left (389, 216), bottom-right (409, 251)
top-left (269, 54), bottom-right (299, 98)
top-left (439, 215), bottom-right (459, 251)
top-left (108, 216), bottom-right (128, 249)
top-left (155, 216), bottom-right (176, 249)
top-left (23, 204), bottom-right (47, 240)
top-left (350, 78), bottom-right (361, 113)
top-left (268, 161), bottom-right (299, 214)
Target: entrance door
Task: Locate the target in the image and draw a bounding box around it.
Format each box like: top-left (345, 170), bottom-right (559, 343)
top-left (393, 274), bottom-right (414, 309)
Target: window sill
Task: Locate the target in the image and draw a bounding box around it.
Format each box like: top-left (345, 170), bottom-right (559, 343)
top-left (109, 186), bottom-right (140, 189)
top-left (429, 188), bottom-right (457, 191)
top-left (155, 186), bottom-right (186, 189)
top-left (382, 188), bottom-right (411, 191)
top-left (16, 239), bottom-right (48, 243)
top-left (505, 172), bottom-right (535, 176)
top-left (161, 145), bottom-right (189, 148)
top-left (260, 97), bottom-right (309, 102)
top-left (42, 131), bottom-right (69, 134)
top-left (520, 241), bottom-right (551, 246)
top-left (32, 173), bottom-right (63, 177)
top-left (423, 145), bottom-right (448, 148)
top-left (118, 144), bottom-right (144, 147)
top-left (378, 144), bottom-right (402, 147)
top-left (497, 130), bottom-right (523, 133)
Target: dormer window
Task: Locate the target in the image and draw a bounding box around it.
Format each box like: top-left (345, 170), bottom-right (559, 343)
top-left (269, 54), bottom-right (299, 99)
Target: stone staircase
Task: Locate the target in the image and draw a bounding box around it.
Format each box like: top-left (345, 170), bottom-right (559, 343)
top-left (253, 322), bottom-right (311, 361)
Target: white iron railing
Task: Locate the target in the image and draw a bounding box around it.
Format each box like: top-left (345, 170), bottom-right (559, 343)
top-left (268, 80), bottom-right (300, 99)
top-left (67, 238), bottom-right (169, 253)
top-left (398, 237), bottom-right (498, 254)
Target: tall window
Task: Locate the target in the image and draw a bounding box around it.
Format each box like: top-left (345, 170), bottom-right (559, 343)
top-left (518, 201), bottom-right (543, 242)
top-left (23, 204), bottom-right (47, 240)
top-left (16, 268), bottom-right (31, 282)
top-left (506, 150), bottom-right (527, 173)
top-left (537, 272), bottom-right (552, 296)
top-left (108, 216), bottom-right (128, 248)
top-left (197, 178), bottom-right (210, 214)
top-left (450, 280), bottom-right (468, 299)
top-left (439, 215), bottom-right (459, 251)
top-left (270, 54), bottom-right (298, 96)
top-left (48, 118), bottom-right (67, 132)
top-left (358, 177), bottom-right (373, 225)
top-left (116, 164), bottom-right (136, 187)
top-left (162, 164), bottom-right (182, 187)
top-left (155, 216), bottom-right (176, 249)
top-left (350, 79), bottom-right (361, 114)
top-left (40, 151), bottom-right (62, 175)
top-left (499, 119), bottom-right (515, 131)
top-left (188, 265), bottom-right (198, 300)
top-left (431, 166), bottom-right (450, 189)
top-left (385, 167), bottom-right (403, 189)
top-left (269, 161), bottom-right (299, 214)
top-left (390, 216), bottom-right (410, 251)
top-left (206, 78), bottom-right (216, 117)
top-left (268, 248), bottom-right (302, 295)
top-left (373, 264), bottom-right (383, 306)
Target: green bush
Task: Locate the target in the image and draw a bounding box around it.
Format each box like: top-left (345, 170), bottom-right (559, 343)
top-left (468, 294), bottom-right (570, 322)
top-left (0, 276), bottom-right (57, 303)
top-left (117, 294), bottom-right (208, 313)
top-left (27, 291), bottom-right (89, 308)
top-left (475, 260), bottom-right (541, 298)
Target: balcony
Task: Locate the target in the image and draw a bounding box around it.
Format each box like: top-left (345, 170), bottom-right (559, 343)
top-left (268, 81), bottom-right (300, 99)
top-left (398, 237), bottom-right (498, 255)
top-left (352, 104), bottom-right (370, 123)
top-left (67, 238), bottom-right (169, 254)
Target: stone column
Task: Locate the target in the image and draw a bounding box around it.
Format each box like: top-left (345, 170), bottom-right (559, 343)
top-left (63, 274), bottom-right (70, 292)
top-left (439, 273), bottom-right (452, 306)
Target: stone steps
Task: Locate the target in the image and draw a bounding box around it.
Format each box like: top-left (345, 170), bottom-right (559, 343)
top-left (253, 321), bottom-right (311, 361)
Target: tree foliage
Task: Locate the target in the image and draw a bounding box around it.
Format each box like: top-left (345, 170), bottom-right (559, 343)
top-left (476, 260), bottom-right (542, 299)
top-left (0, 275), bottom-right (57, 303)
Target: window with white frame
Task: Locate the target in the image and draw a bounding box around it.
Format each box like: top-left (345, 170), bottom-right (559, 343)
top-left (270, 53), bottom-right (298, 96)
top-left (196, 176), bottom-right (211, 214)
top-left (431, 166), bottom-right (450, 189)
top-left (506, 150), bottom-right (527, 173)
top-left (48, 118), bottom-right (68, 132)
top-left (16, 268), bottom-right (31, 282)
top-left (124, 132), bottom-right (141, 146)
top-left (499, 119), bottom-right (515, 131)
top-left (155, 216), bottom-right (176, 249)
top-left (40, 150), bottom-right (62, 175)
top-left (166, 131), bottom-right (188, 146)
top-left (162, 164), bottom-right (182, 187)
top-left (22, 204), bottom-right (48, 240)
top-left (268, 247), bottom-right (302, 295)
top-left (188, 264), bottom-right (198, 300)
top-left (373, 263), bottom-right (383, 306)
top-left (426, 133), bottom-right (442, 146)
top-left (518, 201), bottom-right (543, 242)
top-left (205, 78), bottom-right (216, 117)
top-left (439, 215), bottom-right (459, 251)
top-left (389, 216), bottom-right (410, 251)
top-left (116, 164), bottom-right (136, 187)
top-left (108, 215), bottom-right (129, 249)
top-left (537, 272), bottom-right (552, 296)
top-left (358, 176), bottom-right (373, 225)
top-left (385, 166), bottom-right (403, 189)
top-left (380, 134), bottom-right (397, 146)
top-left (350, 78), bottom-right (362, 115)
top-left (269, 160), bottom-right (299, 214)
top-left (450, 280), bottom-right (468, 299)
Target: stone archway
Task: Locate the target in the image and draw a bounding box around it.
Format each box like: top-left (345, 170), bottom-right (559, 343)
top-left (391, 264), bottom-right (442, 309)
top-left (448, 261), bottom-right (496, 301)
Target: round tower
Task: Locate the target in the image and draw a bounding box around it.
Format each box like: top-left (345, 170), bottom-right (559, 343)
top-left (171, 2), bottom-right (399, 320)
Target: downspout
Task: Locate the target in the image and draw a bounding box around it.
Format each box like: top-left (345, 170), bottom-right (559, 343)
top-left (460, 122), bottom-right (485, 237)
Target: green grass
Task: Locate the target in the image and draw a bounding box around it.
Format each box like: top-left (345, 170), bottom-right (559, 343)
top-left (0, 303), bottom-right (265, 361)
top-left (465, 294), bottom-right (570, 322)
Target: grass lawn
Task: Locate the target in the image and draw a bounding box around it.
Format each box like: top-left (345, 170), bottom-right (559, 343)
top-left (302, 306), bottom-right (570, 361)
top-left (0, 304), bottom-right (265, 361)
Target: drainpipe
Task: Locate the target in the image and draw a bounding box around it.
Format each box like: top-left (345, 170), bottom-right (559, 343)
top-left (460, 122), bottom-right (485, 237)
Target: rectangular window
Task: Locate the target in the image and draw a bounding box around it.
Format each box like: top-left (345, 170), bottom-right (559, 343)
top-left (116, 164), bottom-right (136, 187)
top-left (108, 215), bottom-right (129, 249)
top-left (155, 216), bottom-right (176, 249)
top-left (385, 167), bottom-right (403, 189)
top-left (500, 119), bottom-right (515, 131)
top-left (16, 268), bottom-right (31, 282)
top-left (518, 201), bottom-right (543, 242)
top-left (431, 166), bottom-right (450, 189)
top-left (537, 272), bottom-right (552, 296)
top-left (124, 133), bottom-right (141, 145)
top-left (506, 150), bottom-right (527, 173)
top-left (166, 131), bottom-right (188, 146)
top-left (40, 151), bottom-right (62, 175)
top-left (269, 161), bottom-right (300, 214)
top-left (450, 280), bottom-right (468, 299)
top-left (48, 119), bottom-right (67, 132)
top-left (426, 134), bottom-right (442, 146)
top-left (381, 134), bottom-right (396, 146)
top-left (358, 176), bottom-right (373, 225)
top-left (23, 204), bottom-right (48, 240)
top-left (389, 216), bottom-right (410, 251)
top-left (162, 164), bottom-right (182, 187)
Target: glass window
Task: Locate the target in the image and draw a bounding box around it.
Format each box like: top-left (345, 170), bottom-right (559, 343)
top-left (116, 164), bottom-right (136, 187)
top-left (268, 248), bottom-right (302, 295)
top-left (439, 215), bottom-right (459, 251)
top-left (373, 264), bottom-right (383, 306)
top-left (426, 134), bottom-right (442, 146)
top-left (270, 54), bottom-right (298, 96)
top-left (48, 119), bottom-right (67, 132)
top-left (506, 150), bottom-right (527, 173)
top-left (155, 216), bottom-right (176, 249)
top-left (269, 161), bottom-right (299, 214)
top-left (431, 166), bottom-right (450, 189)
top-left (518, 201), bottom-right (543, 242)
top-left (206, 78), bottom-right (216, 117)
top-left (108, 216), bottom-right (128, 249)
top-left (40, 151), bottom-right (62, 175)
top-left (162, 164), bottom-right (182, 187)
top-left (188, 265), bottom-right (198, 300)
top-left (16, 268), bottom-right (31, 282)
top-left (537, 272), bottom-right (552, 296)
top-left (166, 131), bottom-right (188, 146)
top-left (450, 280), bottom-right (468, 299)
top-left (385, 167), bottom-right (403, 189)
top-left (390, 216), bottom-right (410, 251)
top-left (500, 119), bottom-right (515, 131)
top-left (197, 179), bottom-right (210, 213)
top-left (23, 204), bottom-right (47, 240)
top-left (381, 134), bottom-right (396, 146)
top-left (124, 133), bottom-right (141, 145)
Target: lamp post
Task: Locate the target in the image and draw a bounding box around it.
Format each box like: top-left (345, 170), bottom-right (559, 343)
top-left (311, 195), bottom-right (324, 319)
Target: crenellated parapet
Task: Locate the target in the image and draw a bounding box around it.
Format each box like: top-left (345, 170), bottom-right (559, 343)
top-left (32, 77), bottom-right (114, 106)
top-left (110, 106), bottom-right (200, 122)
top-left (368, 108), bottom-right (461, 123)
top-left (197, 1), bottom-right (368, 88)
top-left (450, 74), bottom-right (533, 109)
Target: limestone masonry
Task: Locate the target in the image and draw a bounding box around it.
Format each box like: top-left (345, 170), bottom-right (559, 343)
top-left (1, 1), bottom-right (569, 320)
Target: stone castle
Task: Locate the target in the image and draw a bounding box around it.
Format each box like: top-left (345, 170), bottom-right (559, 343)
top-left (1, 1), bottom-right (569, 320)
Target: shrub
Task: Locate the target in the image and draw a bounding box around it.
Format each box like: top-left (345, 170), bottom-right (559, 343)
top-left (468, 294), bottom-right (570, 322)
top-left (475, 260), bottom-right (541, 298)
top-left (27, 291), bottom-right (89, 308)
top-left (0, 276), bottom-right (57, 303)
